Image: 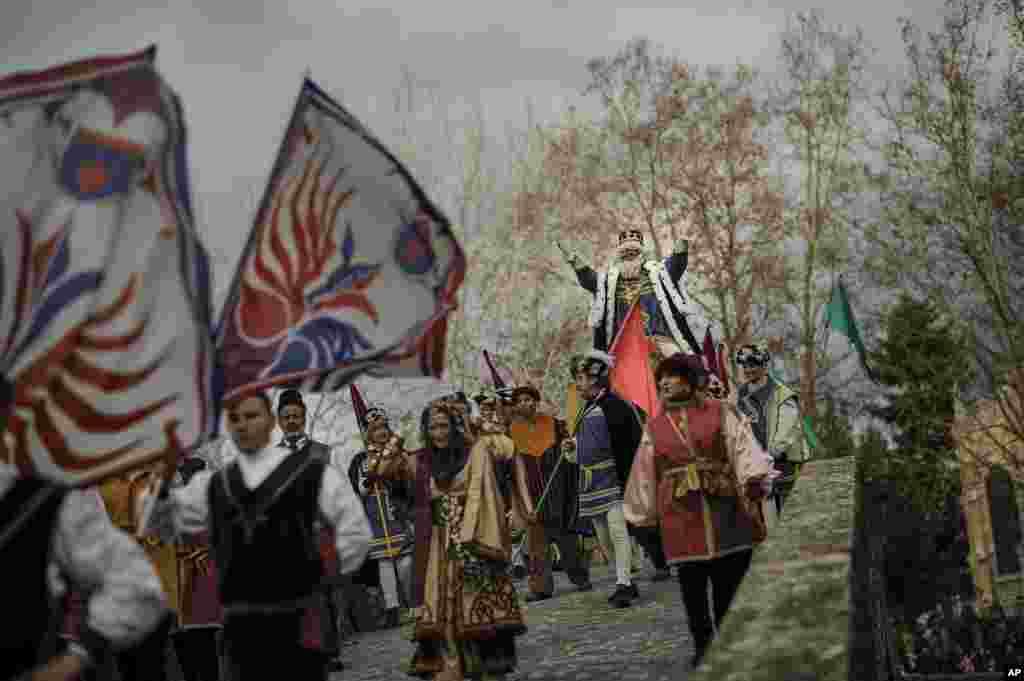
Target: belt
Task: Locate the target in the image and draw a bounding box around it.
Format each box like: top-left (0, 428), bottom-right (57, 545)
top-left (581, 459), bottom-right (615, 489)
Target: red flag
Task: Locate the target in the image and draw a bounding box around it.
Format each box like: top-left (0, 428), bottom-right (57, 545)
top-left (609, 304), bottom-right (660, 418)
top-left (703, 329), bottom-right (719, 380)
top-left (349, 384), bottom-right (369, 434)
top-left (717, 342), bottom-right (730, 396)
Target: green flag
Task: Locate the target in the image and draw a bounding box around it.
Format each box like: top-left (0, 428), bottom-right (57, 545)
top-left (803, 415), bottom-right (820, 451)
top-left (824, 278), bottom-right (876, 381)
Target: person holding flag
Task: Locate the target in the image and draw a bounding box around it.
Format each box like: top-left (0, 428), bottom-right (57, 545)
top-left (508, 384), bottom-right (589, 600)
top-left (734, 343), bottom-right (806, 522)
top-left (561, 351), bottom-right (645, 608)
top-left (139, 391), bottom-right (371, 681)
top-left (346, 388), bottom-right (414, 630)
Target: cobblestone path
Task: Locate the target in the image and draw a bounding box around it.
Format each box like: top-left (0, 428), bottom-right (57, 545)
top-left (331, 564), bottom-right (693, 680)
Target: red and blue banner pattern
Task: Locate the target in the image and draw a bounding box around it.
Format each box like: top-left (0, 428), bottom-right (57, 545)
top-left (215, 79), bottom-right (465, 401)
top-left (0, 47), bottom-right (217, 485)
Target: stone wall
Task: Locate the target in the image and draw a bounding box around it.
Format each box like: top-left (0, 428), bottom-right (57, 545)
top-left (690, 456), bottom-right (857, 681)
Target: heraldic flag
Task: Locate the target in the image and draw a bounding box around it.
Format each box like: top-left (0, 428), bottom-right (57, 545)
top-left (609, 303), bottom-right (660, 419)
top-left (0, 47), bottom-right (217, 486)
top-left (215, 79), bottom-right (466, 402)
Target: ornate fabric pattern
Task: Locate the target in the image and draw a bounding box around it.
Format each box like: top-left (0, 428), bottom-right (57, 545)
top-left (215, 78), bottom-right (466, 400)
top-left (0, 47), bottom-right (216, 485)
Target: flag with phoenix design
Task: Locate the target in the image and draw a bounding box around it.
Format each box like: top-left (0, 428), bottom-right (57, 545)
top-left (215, 79), bottom-right (466, 403)
top-left (0, 47), bottom-right (217, 486)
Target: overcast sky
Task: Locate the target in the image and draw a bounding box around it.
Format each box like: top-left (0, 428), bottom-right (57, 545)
top-left (1, 0), bottom-right (1001, 306)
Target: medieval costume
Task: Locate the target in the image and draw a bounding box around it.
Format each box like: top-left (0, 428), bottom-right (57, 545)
top-left (558, 230), bottom-right (709, 360)
top-left (624, 354), bottom-right (775, 668)
top-left (734, 344), bottom-right (805, 523)
top-left (172, 455), bottom-right (224, 681)
top-left (508, 384), bottom-right (590, 599)
top-left (0, 464), bottom-right (167, 681)
top-left (564, 351), bottom-right (645, 608)
top-left (142, 393), bottom-right (371, 681)
top-left (275, 389), bottom-right (346, 667)
top-left (372, 400), bottom-right (526, 680)
top-left (96, 467), bottom-right (181, 681)
top-left (348, 406), bottom-right (415, 627)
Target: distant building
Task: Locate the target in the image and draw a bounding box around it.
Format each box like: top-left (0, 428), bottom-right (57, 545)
top-left (954, 374), bottom-right (1024, 613)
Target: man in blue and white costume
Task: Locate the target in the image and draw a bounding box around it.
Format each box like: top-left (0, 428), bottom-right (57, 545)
top-left (561, 351), bottom-right (646, 609)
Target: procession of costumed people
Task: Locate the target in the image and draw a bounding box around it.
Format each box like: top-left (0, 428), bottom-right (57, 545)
top-left (0, 49), bottom-right (811, 681)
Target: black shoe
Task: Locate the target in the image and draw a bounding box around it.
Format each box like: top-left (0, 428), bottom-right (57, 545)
top-left (609, 585), bottom-right (634, 608)
top-left (607, 584), bottom-right (638, 602)
top-left (525, 592), bottom-right (553, 603)
top-left (574, 580), bottom-right (594, 592)
top-left (552, 561), bottom-right (564, 572)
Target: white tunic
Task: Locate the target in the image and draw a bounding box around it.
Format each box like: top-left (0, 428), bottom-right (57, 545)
top-left (142, 439), bottom-right (371, 577)
top-left (0, 465), bottom-right (167, 651)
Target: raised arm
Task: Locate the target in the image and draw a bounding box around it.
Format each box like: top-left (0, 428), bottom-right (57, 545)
top-left (665, 238), bottom-right (689, 283)
top-left (556, 239), bottom-right (598, 294)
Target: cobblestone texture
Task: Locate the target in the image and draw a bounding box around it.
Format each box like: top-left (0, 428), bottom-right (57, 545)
top-left (330, 563), bottom-right (693, 680)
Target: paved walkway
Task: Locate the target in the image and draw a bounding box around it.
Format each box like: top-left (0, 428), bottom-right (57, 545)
top-left (331, 564), bottom-right (693, 680)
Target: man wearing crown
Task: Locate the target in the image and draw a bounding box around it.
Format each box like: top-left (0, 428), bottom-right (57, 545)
top-left (348, 405), bottom-right (414, 629)
top-left (557, 230), bottom-right (709, 361)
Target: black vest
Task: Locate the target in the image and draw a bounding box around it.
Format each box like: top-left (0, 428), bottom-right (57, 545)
top-left (0, 478), bottom-right (68, 679)
top-left (208, 453), bottom-right (326, 607)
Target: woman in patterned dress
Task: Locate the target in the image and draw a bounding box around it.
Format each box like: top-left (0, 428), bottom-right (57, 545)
top-left (370, 399), bottom-right (527, 680)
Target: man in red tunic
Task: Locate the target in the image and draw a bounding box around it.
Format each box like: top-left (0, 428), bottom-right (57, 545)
top-left (624, 354), bottom-right (776, 669)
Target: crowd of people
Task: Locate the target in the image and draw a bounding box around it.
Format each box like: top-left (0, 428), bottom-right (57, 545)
top-left (1, 226), bottom-right (811, 680)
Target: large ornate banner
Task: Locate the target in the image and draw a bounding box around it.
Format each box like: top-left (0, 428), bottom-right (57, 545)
top-left (0, 47), bottom-right (217, 485)
top-left (215, 79), bottom-right (465, 400)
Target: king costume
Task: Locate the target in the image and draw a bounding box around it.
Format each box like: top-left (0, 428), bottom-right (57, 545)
top-left (559, 230), bottom-right (709, 360)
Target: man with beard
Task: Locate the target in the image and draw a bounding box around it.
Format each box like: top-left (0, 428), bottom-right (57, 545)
top-left (371, 399), bottom-right (526, 680)
top-left (561, 351), bottom-right (645, 608)
top-left (348, 406), bottom-right (414, 629)
top-left (141, 391), bottom-right (371, 681)
top-left (275, 389), bottom-right (347, 669)
top-left (734, 344), bottom-right (805, 523)
top-left (624, 354), bottom-right (775, 669)
top-left (557, 230), bottom-right (709, 361)
top-left (508, 384), bottom-right (590, 600)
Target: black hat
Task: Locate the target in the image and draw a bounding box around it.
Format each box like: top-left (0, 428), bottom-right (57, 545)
top-left (277, 388), bottom-right (305, 412)
top-left (655, 353), bottom-right (708, 388)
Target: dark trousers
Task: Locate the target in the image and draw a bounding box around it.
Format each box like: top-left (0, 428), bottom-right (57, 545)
top-left (173, 627), bottom-right (222, 681)
top-left (115, 613), bottom-right (177, 681)
top-left (676, 549), bottom-right (753, 659)
top-left (528, 525), bottom-right (590, 594)
top-left (771, 460), bottom-right (801, 517)
top-left (628, 524), bottom-right (668, 571)
top-left (222, 613), bottom-right (326, 681)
